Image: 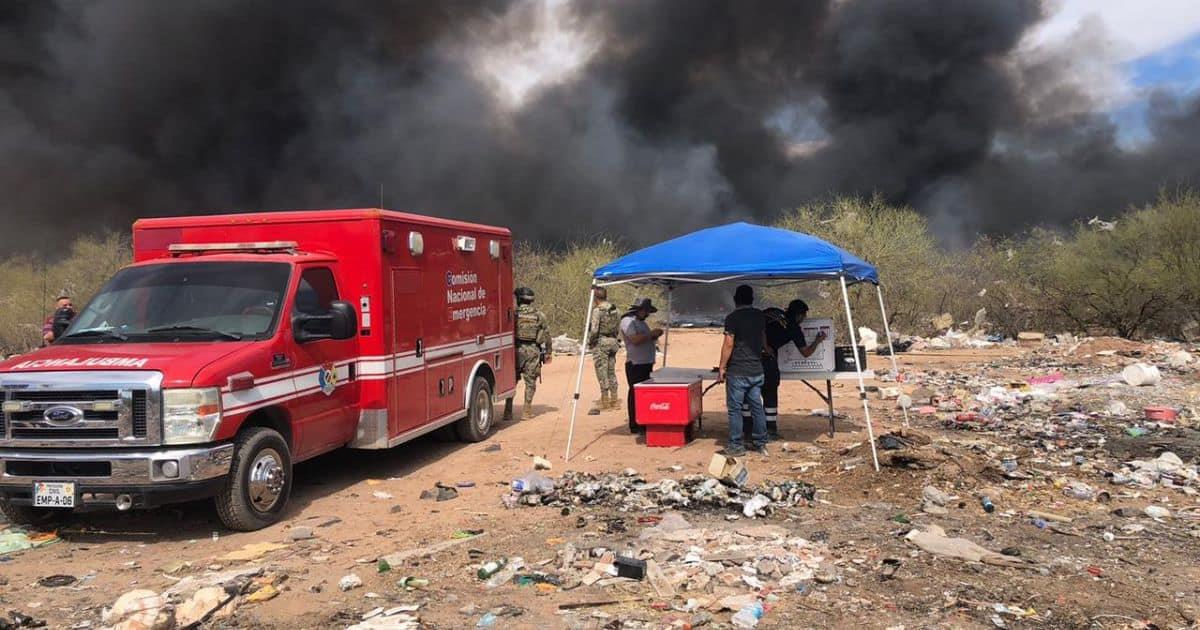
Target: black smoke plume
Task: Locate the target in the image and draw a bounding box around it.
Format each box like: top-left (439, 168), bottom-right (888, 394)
top-left (0, 0), bottom-right (1197, 254)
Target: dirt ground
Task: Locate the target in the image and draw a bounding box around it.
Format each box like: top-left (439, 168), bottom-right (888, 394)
top-left (2, 329), bottom-right (1199, 629)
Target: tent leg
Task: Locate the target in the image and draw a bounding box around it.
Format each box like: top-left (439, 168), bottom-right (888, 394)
top-left (875, 284), bottom-right (908, 427)
top-left (662, 286), bottom-right (672, 367)
top-left (840, 276), bottom-right (880, 472)
top-left (565, 285), bottom-right (597, 461)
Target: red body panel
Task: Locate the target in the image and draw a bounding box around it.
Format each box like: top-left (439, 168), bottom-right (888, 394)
top-left (1, 209), bottom-right (516, 461)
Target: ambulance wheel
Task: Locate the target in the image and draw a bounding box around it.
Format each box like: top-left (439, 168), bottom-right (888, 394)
top-left (215, 427), bottom-right (293, 531)
top-left (455, 378), bottom-right (494, 442)
top-left (0, 500), bottom-right (59, 526)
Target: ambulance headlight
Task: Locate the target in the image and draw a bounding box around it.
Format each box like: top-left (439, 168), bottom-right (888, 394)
top-left (162, 388), bottom-right (222, 445)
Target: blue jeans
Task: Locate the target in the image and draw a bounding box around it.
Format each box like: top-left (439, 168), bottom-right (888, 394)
top-left (726, 374), bottom-right (766, 449)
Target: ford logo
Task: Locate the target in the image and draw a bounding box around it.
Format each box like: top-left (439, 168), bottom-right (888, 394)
top-left (43, 406), bottom-right (84, 425)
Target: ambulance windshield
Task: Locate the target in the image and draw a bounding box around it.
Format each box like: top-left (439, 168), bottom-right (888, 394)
top-left (60, 262), bottom-right (291, 344)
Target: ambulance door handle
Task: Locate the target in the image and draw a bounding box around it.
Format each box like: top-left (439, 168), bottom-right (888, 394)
top-left (416, 338), bottom-right (423, 357)
top-left (438, 379), bottom-right (445, 396)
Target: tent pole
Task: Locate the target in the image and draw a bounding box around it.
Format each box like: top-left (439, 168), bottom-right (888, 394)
top-left (875, 284), bottom-right (908, 426)
top-left (565, 284), bottom-right (597, 461)
top-left (662, 285), bottom-right (672, 367)
top-left (840, 276), bottom-right (880, 472)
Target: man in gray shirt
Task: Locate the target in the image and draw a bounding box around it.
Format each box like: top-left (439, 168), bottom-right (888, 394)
top-left (620, 298), bottom-right (663, 433)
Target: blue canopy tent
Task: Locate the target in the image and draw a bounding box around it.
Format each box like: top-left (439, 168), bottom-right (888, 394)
top-left (566, 223), bottom-right (905, 470)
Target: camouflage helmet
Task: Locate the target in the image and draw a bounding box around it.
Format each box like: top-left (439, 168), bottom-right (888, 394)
top-left (514, 287), bottom-right (535, 304)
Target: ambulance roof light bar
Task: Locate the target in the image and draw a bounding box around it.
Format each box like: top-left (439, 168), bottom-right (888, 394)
top-left (168, 241), bottom-right (300, 256)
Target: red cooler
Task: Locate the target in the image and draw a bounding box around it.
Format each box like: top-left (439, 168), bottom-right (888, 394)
top-left (634, 378), bottom-right (703, 447)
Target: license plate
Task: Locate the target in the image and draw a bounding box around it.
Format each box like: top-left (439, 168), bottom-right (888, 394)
top-left (33, 481), bottom-right (76, 508)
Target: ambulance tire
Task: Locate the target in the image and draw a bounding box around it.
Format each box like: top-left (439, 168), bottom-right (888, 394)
top-left (0, 501), bottom-right (59, 527)
top-left (455, 377), bottom-right (494, 442)
top-left (215, 427), bottom-right (293, 531)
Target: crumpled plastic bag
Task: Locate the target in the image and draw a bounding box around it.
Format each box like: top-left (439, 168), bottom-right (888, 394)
top-left (905, 524), bottom-right (1039, 569)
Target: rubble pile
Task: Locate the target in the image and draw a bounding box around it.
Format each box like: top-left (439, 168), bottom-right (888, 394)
top-left (505, 469), bottom-right (816, 518)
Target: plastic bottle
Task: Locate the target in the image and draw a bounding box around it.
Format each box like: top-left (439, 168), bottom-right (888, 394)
top-left (980, 496), bottom-right (995, 513)
top-left (510, 472), bottom-right (554, 495)
top-left (730, 602), bottom-right (764, 628)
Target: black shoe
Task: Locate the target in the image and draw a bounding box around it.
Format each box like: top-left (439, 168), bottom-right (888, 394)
top-left (766, 429), bottom-right (780, 442)
top-left (721, 445), bottom-right (747, 457)
top-left (754, 445), bottom-right (769, 456)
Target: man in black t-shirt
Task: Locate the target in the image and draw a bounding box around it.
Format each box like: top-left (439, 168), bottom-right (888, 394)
top-left (717, 285), bottom-right (770, 456)
top-left (750, 299), bottom-right (826, 440)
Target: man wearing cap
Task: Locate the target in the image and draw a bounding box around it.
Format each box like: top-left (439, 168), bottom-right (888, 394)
top-left (41, 295), bottom-right (75, 345)
top-left (620, 297), bottom-right (663, 433)
top-left (753, 299), bottom-right (826, 440)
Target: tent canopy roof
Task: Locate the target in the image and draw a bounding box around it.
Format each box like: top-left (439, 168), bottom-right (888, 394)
top-left (593, 222), bottom-right (879, 285)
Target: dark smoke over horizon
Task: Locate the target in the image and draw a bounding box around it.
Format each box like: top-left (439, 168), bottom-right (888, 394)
top-left (0, 0), bottom-right (1198, 255)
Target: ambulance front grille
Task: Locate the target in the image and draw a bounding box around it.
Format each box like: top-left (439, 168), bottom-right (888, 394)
top-left (0, 372), bottom-right (163, 447)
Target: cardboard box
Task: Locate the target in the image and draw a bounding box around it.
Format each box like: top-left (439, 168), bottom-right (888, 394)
top-left (708, 453), bottom-right (749, 487)
top-left (777, 317), bottom-right (835, 373)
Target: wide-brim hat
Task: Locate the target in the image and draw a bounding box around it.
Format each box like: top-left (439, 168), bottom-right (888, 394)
top-left (630, 297), bottom-right (658, 313)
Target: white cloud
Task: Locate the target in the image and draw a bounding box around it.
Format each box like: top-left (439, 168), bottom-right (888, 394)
top-left (1027, 0), bottom-right (1200, 61)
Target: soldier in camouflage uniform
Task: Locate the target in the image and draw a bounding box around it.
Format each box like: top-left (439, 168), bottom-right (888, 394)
top-left (514, 287), bottom-right (551, 419)
top-left (587, 287), bottom-right (621, 414)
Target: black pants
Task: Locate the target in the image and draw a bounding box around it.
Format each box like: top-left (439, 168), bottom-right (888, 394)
top-left (745, 356), bottom-right (781, 436)
top-left (625, 361), bottom-right (654, 432)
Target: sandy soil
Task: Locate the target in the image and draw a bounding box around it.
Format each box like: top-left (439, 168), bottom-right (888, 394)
top-left (1, 330), bottom-right (1197, 629)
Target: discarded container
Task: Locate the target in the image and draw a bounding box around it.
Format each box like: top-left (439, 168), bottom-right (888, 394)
top-left (477, 559), bottom-right (507, 580)
top-left (615, 556), bottom-right (647, 580)
top-left (1125, 426), bottom-right (1149, 437)
top-left (708, 453), bottom-right (749, 487)
top-left (1001, 456), bottom-right (1018, 473)
top-left (1121, 363), bottom-right (1161, 387)
top-left (731, 601), bottom-right (765, 628)
top-left (1064, 482), bottom-right (1096, 501)
top-left (1144, 406), bottom-right (1177, 422)
top-left (511, 472), bottom-right (554, 495)
top-left (980, 497), bottom-right (995, 513)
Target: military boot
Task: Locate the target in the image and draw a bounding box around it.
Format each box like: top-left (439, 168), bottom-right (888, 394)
top-left (587, 398), bottom-right (603, 415)
top-left (605, 391), bottom-right (621, 410)
top-left (522, 402), bottom-right (535, 419)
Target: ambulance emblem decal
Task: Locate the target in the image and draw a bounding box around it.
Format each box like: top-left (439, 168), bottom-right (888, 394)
top-left (318, 363), bottom-right (338, 396)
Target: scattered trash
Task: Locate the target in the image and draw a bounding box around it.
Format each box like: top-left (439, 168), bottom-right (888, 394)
top-left (533, 456), bottom-right (553, 471)
top-left (102, 590), bottom-right (171, 630)
top-left (219, 542), bottom-right (287, 562)
top-left (1121, 363), bottom-right (1161, 387)
top-left (373, 490), bottom-right (394, 500)
top-left (905, 525), bottom-right (1039, 569)
top-left (36, 574), bottom-right (76, 588)
top-left (339, 573), bottom-right (364, 591)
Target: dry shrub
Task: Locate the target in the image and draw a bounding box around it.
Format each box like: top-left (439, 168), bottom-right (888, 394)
top-left (773, 195), bottom-right (948, 334)
top-left (0, 232), bottom-right (131, 354)
top-left (513, 239), bottom-right (663, 341)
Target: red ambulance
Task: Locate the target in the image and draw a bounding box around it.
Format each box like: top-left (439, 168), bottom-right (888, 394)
top-left (0, 209), bottom-right (517, 530)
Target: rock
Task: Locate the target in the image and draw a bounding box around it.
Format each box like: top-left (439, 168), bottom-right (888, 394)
top-left (1017, 331), bottom-right (1045, 342)
top-left (103, 590), bottom-right (173, 630)
top-left (533, 456), bottom-right (553, 471)
top-left (340, 574), bottom-right (364, 591)
top-left (287, 526), bottom-right (315, 541)
top-left (175, 586), bottom-right (232, 627)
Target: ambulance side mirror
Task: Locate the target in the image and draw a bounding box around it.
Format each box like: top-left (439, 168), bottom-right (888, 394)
top-left (328, 301), bottom-right (356, 340)
top-left (293, 300), bottom-right (357, 343)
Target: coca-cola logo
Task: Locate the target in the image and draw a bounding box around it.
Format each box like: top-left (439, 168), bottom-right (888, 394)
top-left (649, 402), bottom-right (670, 411)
